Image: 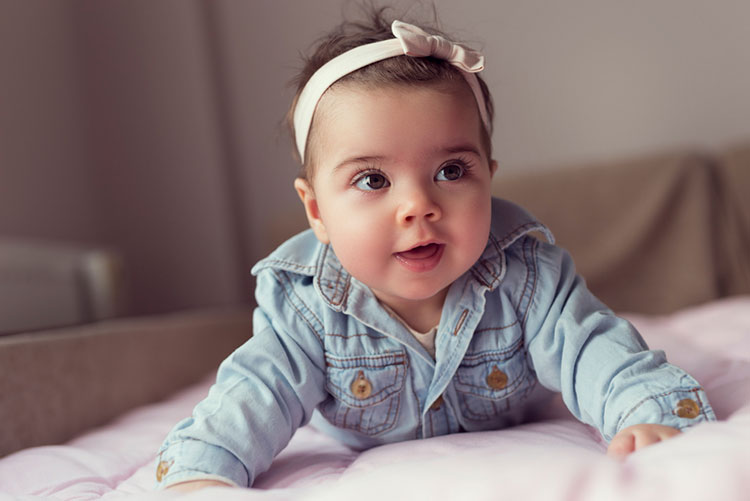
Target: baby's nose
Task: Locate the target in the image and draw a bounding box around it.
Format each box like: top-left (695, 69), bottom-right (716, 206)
top-left (397, 191), bottom-right (442, 225)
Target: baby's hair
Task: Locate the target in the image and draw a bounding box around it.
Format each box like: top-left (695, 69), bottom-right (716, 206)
top-left (286, 5), bottom-right (495, 180)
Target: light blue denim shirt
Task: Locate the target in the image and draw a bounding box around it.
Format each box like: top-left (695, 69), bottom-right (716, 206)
top-left (155, 198), bottom-right (715, 488)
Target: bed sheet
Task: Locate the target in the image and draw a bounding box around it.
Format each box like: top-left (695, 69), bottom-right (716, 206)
top-left (1, 296), bottom-right (749, 501)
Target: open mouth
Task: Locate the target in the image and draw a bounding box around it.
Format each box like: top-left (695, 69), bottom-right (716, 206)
top-left (397, 243), bottom-right (441, 260)
top-left (394, 243), bottom-right (444, 271)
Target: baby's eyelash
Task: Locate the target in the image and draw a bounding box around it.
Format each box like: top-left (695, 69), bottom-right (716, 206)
top-left (438, 156), bottom-right (476, 175)
top-left (350, 166), bottom-right (387, 184)
top-left (452, 156), bottom-right (476, 170)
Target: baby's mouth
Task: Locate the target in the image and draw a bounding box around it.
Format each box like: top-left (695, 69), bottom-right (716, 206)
top-left (395, 243), bottom-right (443, 260)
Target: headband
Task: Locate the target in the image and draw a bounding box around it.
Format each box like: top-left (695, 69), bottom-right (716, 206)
top-left (293, 20), bottom-right (491, 160)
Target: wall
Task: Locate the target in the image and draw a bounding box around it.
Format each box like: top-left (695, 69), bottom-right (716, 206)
top-left (0, 1), bottom-right (96, 242)
top-left (2, 0), bottom-right (749, 322)
top-left (0, 0), bottom-right (244, 318)
top-left (207, 0), bottom-right (750, 261)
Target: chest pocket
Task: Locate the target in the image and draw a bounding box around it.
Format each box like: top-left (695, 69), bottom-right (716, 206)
top-left (320, 351), bottom-right (407, 436)
top-left (453, 336), bottom-right (535, 421)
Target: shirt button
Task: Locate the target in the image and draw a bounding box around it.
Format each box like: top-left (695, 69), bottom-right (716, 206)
top-left (675, 398), bottom-right (701, 419)
top-left (430, 394), bottom-right (444, 411)
top-left (351, 371), bottom-right (372, 399)
top-left (156, 459), bottom-right (172, 482)
top-left (486, 366), bottom-right (508, 390)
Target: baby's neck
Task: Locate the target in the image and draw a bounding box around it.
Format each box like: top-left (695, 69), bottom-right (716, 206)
top-left (376, 291), bottom-right (447, 333)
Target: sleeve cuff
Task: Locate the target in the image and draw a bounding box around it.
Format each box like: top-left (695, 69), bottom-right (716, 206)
top-left (615, 386), bottom-right (716, 439)
top-left (155, 439), bottom-right (249, 489)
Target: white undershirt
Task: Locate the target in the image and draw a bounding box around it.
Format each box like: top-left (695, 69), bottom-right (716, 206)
top-left (381, 304), bottom-right (437, 358)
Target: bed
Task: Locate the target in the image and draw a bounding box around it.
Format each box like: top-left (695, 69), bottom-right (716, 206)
top-left (1, 145), bottom-right (748, 500)
top-left (1, 296), bottom-right (749, 500)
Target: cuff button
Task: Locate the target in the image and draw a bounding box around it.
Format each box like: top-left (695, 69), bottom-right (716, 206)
top-left (675, 398), bottom-right (701, 419)
top-left (156, 459), bottom-right (173, 482)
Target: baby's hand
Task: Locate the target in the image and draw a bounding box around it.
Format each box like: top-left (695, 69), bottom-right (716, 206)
top-left (165, 479), bottom-right (233, 492)
top-left (606, 424), bottom-right (681, 458)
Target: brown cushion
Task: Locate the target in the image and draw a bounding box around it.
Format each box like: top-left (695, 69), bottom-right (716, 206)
top-left (0, 309), bottom-right (250, 457)
top-left (492, 152), bottom-right (720, 314)
top-left (716, 143), bottom-right (750, 296)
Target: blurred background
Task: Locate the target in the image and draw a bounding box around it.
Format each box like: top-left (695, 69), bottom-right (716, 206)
top-left (2, 0), bottom-right (749, 332)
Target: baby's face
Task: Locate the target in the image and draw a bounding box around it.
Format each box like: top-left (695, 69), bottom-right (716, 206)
top-left (295, 82), bottom-right (496, 314)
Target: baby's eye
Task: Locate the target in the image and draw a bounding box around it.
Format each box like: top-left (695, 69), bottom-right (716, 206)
top-left (436, 163), bottom-right (465, 181)
top-left (354, 172), bottom-right (390, 191)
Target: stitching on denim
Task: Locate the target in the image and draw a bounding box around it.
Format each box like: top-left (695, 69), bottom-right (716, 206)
top-left (330, 259), bottom-right (351, 307)
top-left (461, 336), bottom-right (524, 361)
top-left (497, 222), bottom-right (542, 248)
top-left (326, 365), bottom-right (406, 435)
top-left (478, 259), bottom-right (499, 282)
top-left (475, 320), bottom-right (520, 333)
top-left (411, 383), bottom-right (424, 437)
top-left (471, 233), bottom-right (504, 287)
top-left (274, 270), bottom-right (323, 342)
top-left (470, 267), bottom-right (490, 288)
top-left (617, 386), bottom-right (706, 430)
top-left (669, 387), bottom-right (709, 420)
top-left (327, 371), bottom-right (403, 406)
top-left (521, 239), bottom-right (539, 329)
top-left (455, 374), bottom-right (534, 421)
top-left (325, 352), bottom-right (407, 366)
top-left (489, 232), bottom-right (503, 255)
top-left (316, 246), bottom-right (351, 308)
top-left (514, 239), bottom-right (530, 312)
top-left (453, 309), bottom-right (469, 336)
top-left (278, 270), bottom-right (325, 329)
top-left (455, 371), bottom-right (524, 395)
top-left (325, 331), bottom-right (386, 340)
top-left (261, 259), bottom-right (316, 272)
top-left (273, 270), bottom-right (324, 346)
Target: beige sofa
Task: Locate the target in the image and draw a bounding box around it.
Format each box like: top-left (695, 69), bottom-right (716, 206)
top-left (1, 143), bottom-right (748, 458)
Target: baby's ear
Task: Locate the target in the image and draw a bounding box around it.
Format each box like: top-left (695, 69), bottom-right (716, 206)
top-left (490, 159), bottom-right (499, 177)
top-left (294, 178), bottom-right (330, 244)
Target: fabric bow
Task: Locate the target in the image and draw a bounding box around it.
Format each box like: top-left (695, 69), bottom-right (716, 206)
top-left (391, 20), bottom-right (484, 73)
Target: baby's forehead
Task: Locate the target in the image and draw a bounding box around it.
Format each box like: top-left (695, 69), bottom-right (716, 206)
top-left (313, 79), bottom-right (476, 131)
top-left (302, 79), bottom-right (487, 179)
top-left (313, 85), bottom-right (481, 164)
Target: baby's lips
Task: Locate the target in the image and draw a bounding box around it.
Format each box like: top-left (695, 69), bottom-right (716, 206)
top-left (396, 243), bottom-right (441, 260)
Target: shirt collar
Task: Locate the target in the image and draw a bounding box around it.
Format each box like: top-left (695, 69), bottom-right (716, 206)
top-left (252, 198), bottom-right (553, 311)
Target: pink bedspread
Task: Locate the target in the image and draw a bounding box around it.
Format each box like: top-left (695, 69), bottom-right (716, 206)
top-left (2, 297), bottom-right (749, 500)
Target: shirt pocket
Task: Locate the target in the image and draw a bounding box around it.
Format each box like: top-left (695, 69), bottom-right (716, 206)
top-left (453, 339), bottom-right (535, 421)
top-left (319, 351), bottom-right (407, 436)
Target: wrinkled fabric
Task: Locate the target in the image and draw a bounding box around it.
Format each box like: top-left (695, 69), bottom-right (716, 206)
top-left (156, 198), bottom-right (715, 488)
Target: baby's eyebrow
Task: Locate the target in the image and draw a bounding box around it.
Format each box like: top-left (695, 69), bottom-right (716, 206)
top-left (334, 155), bottom-right (385, 171)
top-left (441, 144), bottom-right (481, 156)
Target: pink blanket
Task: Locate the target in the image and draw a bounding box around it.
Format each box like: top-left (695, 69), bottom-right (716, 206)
top-left (2, 297), bottom-right (749, 500)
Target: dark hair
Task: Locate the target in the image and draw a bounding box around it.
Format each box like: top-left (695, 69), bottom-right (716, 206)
top-left (286, 5), bottom-right (495, 179)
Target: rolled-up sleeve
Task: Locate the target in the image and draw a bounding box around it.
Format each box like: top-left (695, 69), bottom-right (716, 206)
top-left (523, 240), bottom-right (716, 441)
top-left (155, 270), bottom-right (328, 488)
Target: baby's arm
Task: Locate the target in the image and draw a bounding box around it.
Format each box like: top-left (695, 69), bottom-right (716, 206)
top-left (522, 239), bottom-right (715, 444)
top-left (155, 284), bottom-right (329, 489)
top-left (607, 424), bottom-right (681, 457)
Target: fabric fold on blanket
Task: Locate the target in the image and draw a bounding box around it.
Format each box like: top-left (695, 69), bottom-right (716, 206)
top-left (1, 297), bottom-right (749, 501)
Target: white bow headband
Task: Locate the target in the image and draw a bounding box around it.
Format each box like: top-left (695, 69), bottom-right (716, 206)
top-left (293, 20), bottom-right (491, 160)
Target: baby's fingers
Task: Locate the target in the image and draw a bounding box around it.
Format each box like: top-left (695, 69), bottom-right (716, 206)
top-left (607, 424), bottom-right (681, 458)
top-left (607, 430), bottom-right (636, 458)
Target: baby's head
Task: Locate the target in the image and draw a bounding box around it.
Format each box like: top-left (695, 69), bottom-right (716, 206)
top-left (287, 8), bottom-right (495, 178)
top-left (287, 8), bottom-right (498, 324)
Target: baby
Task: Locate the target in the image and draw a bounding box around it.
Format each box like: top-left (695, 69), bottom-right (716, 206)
top-left (156, 9), bottom-right (715, 491)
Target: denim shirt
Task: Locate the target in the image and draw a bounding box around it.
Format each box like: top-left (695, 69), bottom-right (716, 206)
top-left (155, 198), bottom-right (715, 488)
